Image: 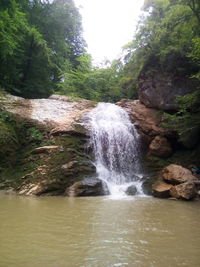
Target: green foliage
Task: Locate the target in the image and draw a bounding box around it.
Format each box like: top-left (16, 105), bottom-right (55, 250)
top-left (60, 56), bottom-right (126, 102)
top-left (0, 0), bottom-right (86, 98)
top-left (162, 90), bottom-right (200, 138)
top-left (188, 38), bottom-right (200, 79)
top-left (119, 0), bottom-right (200, 92)
top-left (26, 127), bottom-right (44, 143)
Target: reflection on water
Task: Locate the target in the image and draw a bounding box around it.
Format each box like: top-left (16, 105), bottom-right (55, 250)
top-left (0, 194), bottom-right (200, 267)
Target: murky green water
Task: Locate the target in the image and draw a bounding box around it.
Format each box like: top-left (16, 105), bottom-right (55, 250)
top-left (0, 194), bottom-right (200, 267)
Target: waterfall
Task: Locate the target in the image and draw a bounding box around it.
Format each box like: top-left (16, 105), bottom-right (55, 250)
top-left (86, 103), bottom-right (144, 197)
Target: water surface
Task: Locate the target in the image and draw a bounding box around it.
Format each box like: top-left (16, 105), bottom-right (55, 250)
top-left (0, 195), bottom-right (200, 267)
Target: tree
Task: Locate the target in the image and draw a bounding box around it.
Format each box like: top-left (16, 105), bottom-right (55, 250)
top-left (0, 0), bottom-right (86, 98)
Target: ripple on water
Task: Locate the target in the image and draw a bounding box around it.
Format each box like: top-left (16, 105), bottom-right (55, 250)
top-left (0, 195), bottom-right (200, 267)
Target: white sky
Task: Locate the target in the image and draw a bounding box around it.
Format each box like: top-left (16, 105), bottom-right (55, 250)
top-left (74, 0), bottom-right (144, 65)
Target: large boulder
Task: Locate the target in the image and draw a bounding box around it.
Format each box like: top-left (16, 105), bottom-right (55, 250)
top-left (162, 164), bottom-right (196, 185)
top-left (152, 164), bottom-right (199, 200)
top-left (65, 178), bottom-right (108, 197)
top-left (138, 71), bottom-right (197, 111)
top-left (170, 181), bottom-right (196, 200)
top-left (148, 136), bottom-right (172, 158)
top-left (152, 180), bottom-right (173, 198)
top-left (18, 178), bottom-right (63, 196)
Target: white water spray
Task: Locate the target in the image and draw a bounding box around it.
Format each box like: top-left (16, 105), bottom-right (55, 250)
top-left (86, 103), bottom-right (144, 197)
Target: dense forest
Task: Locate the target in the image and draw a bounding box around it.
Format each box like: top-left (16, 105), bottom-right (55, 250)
top-left (0, 0), bottom-right (86, 98)
top-left (0, 0), bottom-right (200, 131)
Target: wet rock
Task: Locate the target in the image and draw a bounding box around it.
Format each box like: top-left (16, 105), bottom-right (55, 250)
top-left (18, 179), bottom-right (62, 196)
top-left (162, 164), bottom-right (196, 185)
top-left (148, 136), bottom-right (172, 158)
top-left (142, 178), bottom-right (154, 195)
top-left (170, 181), bottom-right (196, 200)
top-left (152, 180), bottom-right (173, 198)
top-left (5, 189), bottom-right (17, 195)
top-left (32, 146), bottom-right (60, 154)
top-left (65, 178), bottom-right (107, 197)
top-left (0, 182), bottom-right (6, 189)
top-left (61, 161), bottom-right (96, 177)
top-left (125, 185), bottom-right (137, 196)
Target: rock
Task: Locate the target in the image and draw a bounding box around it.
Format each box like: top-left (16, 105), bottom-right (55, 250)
top-left (152, 180), bottom-right (173, 198)
top-left (50, 123), bottom-right (88, 137)
top-left (170, 181), bottom-right (196, 200)
top-left (138, 71), bottom-right (197, 110)
top-left (18, 178), bottom-right (64, 196)
top-left (148, 136), bottom-right (172, 158)
top-left (117, 99), bottom-right (172, 140)
top-left (0, 94), bottom-right (98, 196)
top-left (65, 178), bottom-right (107, 197)
top-left (142, 178), bottom-right (154, 195)
top-left (2, 93), bottom-right (96, 132)
top-left (162, 164), bottom-right (196, 185)
top-left (125, 185), bottom-right (137, 196)
top-left (61, 160), bottom-right (96, 177)
top-left (5, 189), bottom-right (16, 195)
top-left (32, 146), bottom-right (60, 154)
top-left (61, 161), bottom-right (78, 171)
top-left (0, 182), bottom-right (6, 189)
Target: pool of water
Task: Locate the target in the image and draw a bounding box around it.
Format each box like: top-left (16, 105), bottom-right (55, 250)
top-left (0, 194), bottom-right (200, 267)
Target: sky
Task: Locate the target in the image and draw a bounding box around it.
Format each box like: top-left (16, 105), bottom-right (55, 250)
top-left (74, 0), bottom-right (144, 65)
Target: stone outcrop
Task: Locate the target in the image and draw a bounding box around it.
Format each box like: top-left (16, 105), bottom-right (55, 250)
top-left (0, 93), bottom-right (98, 196)
top-left (138, 71), bottom-right (196, 111)
top-left (65, 178), bottom-right (108, 197)
top-left (162, 164), bottom-right (196, 185)
top-left (117, 99), bottom-right (174, 160)
top-left (153, 164), bottom-right (199, 200)
top-left (1, 93), bottom-right (96, 132)
top-left (117, 99), bottom-right (168, 139)
top-left (148, 136), bottom-right (172, 158)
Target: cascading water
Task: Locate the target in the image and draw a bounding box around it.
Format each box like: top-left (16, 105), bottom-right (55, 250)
top-left (86, 103), bottom-right (144, 197)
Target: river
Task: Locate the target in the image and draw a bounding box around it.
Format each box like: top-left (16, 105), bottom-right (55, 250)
top-left (0, 194), bottom-right (200, 267)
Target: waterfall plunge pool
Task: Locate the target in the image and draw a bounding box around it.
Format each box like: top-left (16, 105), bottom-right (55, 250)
top-left (0, 194), bottom-right (200, 267)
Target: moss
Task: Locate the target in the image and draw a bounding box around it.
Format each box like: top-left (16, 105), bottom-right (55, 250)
top-left (0, 110), bottom-right (53, 188)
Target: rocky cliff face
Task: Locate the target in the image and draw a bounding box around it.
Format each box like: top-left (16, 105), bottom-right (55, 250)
top-left (117, 97), bottom-right (200, 200)
top-left (0, 94), bottom-right (103, 196)
top-left (138, 71), bottom-right (197, 111)
top-left (117, 99), bottom-right (174, 156)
